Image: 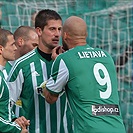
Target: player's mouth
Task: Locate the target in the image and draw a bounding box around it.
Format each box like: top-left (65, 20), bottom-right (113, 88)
top-left (52, 39), bottom-right (59, 44)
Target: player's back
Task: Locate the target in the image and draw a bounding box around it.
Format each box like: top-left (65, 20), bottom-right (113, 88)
top-left (61, 44), bottom-right (126, 133)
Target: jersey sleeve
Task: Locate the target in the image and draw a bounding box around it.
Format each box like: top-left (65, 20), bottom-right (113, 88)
top-left (0, 72), bottom-right (21, 133)
top-left (7, 64), bottom-right (24, 103)
top-left (46, 58), bottom-right (69, 94)
top-left (0, 117), bottom-right (21, 133)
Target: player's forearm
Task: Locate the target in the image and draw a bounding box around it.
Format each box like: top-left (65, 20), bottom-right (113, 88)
top-left (36, 81), bottom-right (59, 104)
top-left (44, 88), bottom-right (58, 104)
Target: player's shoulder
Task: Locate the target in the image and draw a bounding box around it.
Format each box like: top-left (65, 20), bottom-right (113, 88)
top-left (0, 70), bottom-right (3, 77)
top-left (57, 44), bottom-right (91, 60)
top-left (93, 47), bottom-right (111, 56)
top-left (7, 49), bottom-right (37, 79)
top-left (14, 49), bottom-right (36, 67)
top-left (0, 71), bottom-right (6, 82)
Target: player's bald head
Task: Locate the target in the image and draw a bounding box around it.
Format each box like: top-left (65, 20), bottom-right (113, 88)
top-left (63, 16), bottom-right (87, 38)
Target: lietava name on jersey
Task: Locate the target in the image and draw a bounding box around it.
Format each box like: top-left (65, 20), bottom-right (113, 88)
top-left (78, 50), bottom-right (107, 58)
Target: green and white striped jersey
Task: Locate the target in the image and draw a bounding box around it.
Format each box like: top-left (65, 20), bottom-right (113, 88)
top-left (3, 61), bottom-right (22, 118)
top-left (3, 61), bottom-right (14, 80)
top-left (7, 48), bottom-right (73, 133)
top-left (0, 67), bottom-right (21, 133)
top-left (46, 44), bottom-right (126, 133)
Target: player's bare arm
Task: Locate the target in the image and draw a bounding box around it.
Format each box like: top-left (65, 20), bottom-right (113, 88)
top-left (44, 88), bottom-right (59, 104)
top-left (36, 81), bottom-right (60, 104)
top-left (37, 81), bottom-right (59, 104)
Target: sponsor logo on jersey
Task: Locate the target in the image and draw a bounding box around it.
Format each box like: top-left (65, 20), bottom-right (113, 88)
top-left (34, 71), bottom-right (40, 76)
top-left (92, 104), bottom-right (120, 116)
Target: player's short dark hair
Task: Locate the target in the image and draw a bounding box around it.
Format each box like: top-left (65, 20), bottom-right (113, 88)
top-left (14, 26), bottom-right (36, 41)
top-left (35, 9), bottom-right (62, 30)
top-left (0, 28), bottom-right (13, 47)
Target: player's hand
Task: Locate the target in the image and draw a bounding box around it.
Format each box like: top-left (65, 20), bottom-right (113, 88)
top-left (15, 116), bottom-right (30, 129)
top-left (36, 81), bottom-right (65, 99)
top-left (51, 46), bottom-right (65, 60)
top-left (20, 128), bottom-right (29, 133)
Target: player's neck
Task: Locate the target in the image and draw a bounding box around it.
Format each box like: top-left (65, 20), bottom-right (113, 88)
top-left (37, 47), bottom-right (52, 61)
top-left (0, 56), bottom-right (6, 68)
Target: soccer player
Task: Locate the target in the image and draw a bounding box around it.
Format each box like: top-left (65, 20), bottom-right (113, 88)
top-left (3, 26), bottom-right (39, 118)
top-left (41, 16), bottom-right (126, 133)
top-left (7, 9), bottom-right (73, 133)
top-left (3, 26), bottom-right (39, 78)
top-left (14, 26), bottom-right (39, 60)
top-left (0, 28), bottom-right (29, 133)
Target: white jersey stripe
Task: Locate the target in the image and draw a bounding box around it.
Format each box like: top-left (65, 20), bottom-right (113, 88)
top-left (8, 99), bottom-right (11, 121)
top-left (45, 101), bottom-right (51, 133)
top-left (63, 99), bottom-right (68, 133)
top-left (56, 98), bottom-right (61, 133)
top-left (30, 62), bottom-right (40, 133)
top-left (14, 105), bottom-right (21, 117)
top-left (41, 60), bottom-right (51, 133)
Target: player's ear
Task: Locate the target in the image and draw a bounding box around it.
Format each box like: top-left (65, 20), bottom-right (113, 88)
top-left (35, 27), bottom-right (42, 36)
top-left (0, 45), bottom-right (3, 54)
top-left (17, 37), bottom-right (24, 46)
top-left (63, 32), bottom-right (67, 40)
